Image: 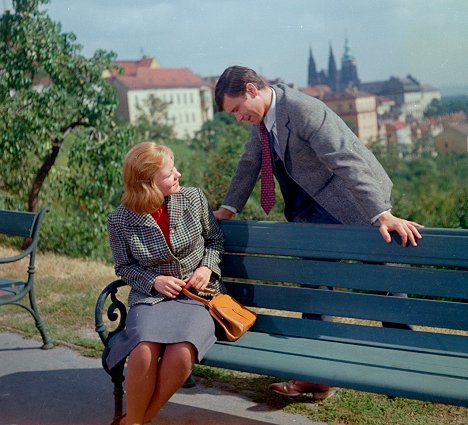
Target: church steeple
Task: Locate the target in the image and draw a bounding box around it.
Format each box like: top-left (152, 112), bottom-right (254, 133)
top-left (307, 46), bottom-right (318, 86)
top-left (327, 43), bottom-right (338, 91)
top-left (340, 35), bottom-right (360, 89)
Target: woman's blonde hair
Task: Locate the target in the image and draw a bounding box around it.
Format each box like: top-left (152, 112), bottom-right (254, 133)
top-left (121, 142), bottom-right (174, 215)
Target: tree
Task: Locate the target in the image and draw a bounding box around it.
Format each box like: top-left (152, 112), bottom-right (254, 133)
top-left (424, 97), bottom-right (468, 117)
top-left (133, 94), bottom-right (176, 144)
top-left (0, 0), bottom-right (131, 213)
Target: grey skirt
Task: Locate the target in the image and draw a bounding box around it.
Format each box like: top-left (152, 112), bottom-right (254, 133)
top-left (106, 295), bottom-right (216, 370)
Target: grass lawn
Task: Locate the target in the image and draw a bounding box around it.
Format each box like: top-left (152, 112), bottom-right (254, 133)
top-left (1, 245), bottom-right (467, 425)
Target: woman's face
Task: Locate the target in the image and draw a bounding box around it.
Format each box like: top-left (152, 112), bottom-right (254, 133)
top-left (155, 157), bottom-right (181, 196)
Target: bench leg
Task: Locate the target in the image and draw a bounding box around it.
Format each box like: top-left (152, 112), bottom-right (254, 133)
top-left (110, 360), bottom-right (126, 421)
top-left (28, 288), bottom-right (53, 349)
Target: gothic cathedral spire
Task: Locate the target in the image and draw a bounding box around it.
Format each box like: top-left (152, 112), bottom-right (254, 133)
top-left (307, 46), bottom-right (318, 86)
top-left (327, 43), bottom-right (338, 91)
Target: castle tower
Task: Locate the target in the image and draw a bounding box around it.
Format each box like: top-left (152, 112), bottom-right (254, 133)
top-left (340, 36), bottom-right (360, 89)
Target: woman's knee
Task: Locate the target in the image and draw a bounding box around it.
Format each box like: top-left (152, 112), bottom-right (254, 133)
top-left (165, 342), bottom-right (197, 364)
top-left (129, 341), bottom-right (161, 362)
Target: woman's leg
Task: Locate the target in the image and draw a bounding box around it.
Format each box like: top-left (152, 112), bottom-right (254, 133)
top-left (124, 341), bottom-right (162, 425)
top-left (143, 342), bottom-right (197, 422)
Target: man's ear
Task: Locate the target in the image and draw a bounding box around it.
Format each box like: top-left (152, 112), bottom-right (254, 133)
top-left (245, 82), bottom-right (258, 98)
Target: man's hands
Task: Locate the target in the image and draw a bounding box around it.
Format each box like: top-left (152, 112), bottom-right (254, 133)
top-left (378, 211), bottom-right (423, 247)
top-left (153, 266), bottom-right (213, 297)
top-left (213, 207), bottom-right (235, 221)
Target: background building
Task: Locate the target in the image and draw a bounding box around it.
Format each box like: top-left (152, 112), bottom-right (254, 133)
top-left (435, 122), bottom-right (468, 153)
top-left (320, 90), bottom-right (379, 144)
top-left (108, 58), bottom-right (213, 138)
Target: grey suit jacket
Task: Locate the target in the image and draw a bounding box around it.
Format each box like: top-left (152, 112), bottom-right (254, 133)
top-left (108, 187), bottom-right (225, 308)
top-left (223, 84), bottom-right (393, 225)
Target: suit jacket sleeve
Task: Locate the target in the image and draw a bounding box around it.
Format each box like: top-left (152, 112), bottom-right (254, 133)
top-left (223, 126), bottom-right (262, 212)
top-left (197, 188), bottom-right (224, 278)
top-left (107, 214), bottom-right (158, 295)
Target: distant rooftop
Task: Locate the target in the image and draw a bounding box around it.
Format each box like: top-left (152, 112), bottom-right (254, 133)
top-left (112, 67), bottom-right (206, 90)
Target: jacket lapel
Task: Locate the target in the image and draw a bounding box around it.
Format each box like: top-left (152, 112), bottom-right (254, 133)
top-left (273, 85), bottom-right (291, 161)
top-left (166, 189), bottom-right (191, 230)
top-left (125, 208), bottom-right (157, 228)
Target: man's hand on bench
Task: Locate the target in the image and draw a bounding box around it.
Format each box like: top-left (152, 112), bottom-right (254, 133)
top-left (378, 212), bottom-right (423, 247)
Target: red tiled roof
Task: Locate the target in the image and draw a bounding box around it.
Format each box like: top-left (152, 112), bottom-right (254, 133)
top-left (442, 111), bottom-right (467, 123)
top-left (113, 68), bottom-right (206, 90)
top-left (386, 120), bottom-right (407, 130)
top-left (300, 85), bottom-right (332, 98)
top-left (110, 58), bottom-right (158, 76)
top-left (322, 90), bottom-right (374, 101)
top-left (376, 95), bottom-right (394, 105)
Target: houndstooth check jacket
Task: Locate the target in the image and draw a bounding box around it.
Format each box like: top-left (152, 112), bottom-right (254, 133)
top-left (108, 186), bottom-right (225, 308)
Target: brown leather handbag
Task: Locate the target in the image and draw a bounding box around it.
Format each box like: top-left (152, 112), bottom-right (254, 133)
top-left (182, 287), bottom-right (257, 341)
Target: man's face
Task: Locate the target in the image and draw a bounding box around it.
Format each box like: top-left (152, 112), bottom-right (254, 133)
top-left (222, 84), bottom-right (265, 124)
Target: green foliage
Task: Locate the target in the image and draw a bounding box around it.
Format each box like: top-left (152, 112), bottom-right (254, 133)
top-left (0, 0), bottom-right (132, 214)
top-left (371, 146), bottom-right (468, 228)
top-left (424, 97), bottom-right (468, 117)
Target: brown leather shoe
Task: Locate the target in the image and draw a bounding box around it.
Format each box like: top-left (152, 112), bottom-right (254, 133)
top-left (269, 380), bottom-right (332, 399)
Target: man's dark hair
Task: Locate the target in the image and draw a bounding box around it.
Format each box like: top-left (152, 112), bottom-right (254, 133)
top-left (215, 66), bottom-right (268, 111)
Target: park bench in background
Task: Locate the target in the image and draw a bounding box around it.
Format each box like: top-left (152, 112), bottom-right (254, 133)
top-left (95, 220), bottom-right (468, 421)
top-left (0, 207), bottom-right (52, 349)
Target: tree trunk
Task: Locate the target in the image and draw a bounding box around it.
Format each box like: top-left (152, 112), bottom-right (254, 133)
top-left (28, 140), bottom-right (61, 212)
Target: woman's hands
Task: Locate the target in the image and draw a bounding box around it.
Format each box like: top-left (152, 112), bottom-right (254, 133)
top-left (184, 266), bottom-right (212, 291)
top-left (153, 266), bottom-right (213, 297)
top-left (153, 275), bottom-right (186, 298)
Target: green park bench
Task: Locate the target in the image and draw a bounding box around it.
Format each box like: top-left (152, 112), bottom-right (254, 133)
top-left (95, 220), bottom-right (468, 420)
top-left (0, 207), bottom-right (53, 349)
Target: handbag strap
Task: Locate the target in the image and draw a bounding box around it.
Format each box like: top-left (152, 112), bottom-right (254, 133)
top-left (181, 287), bottom-right (217, 305)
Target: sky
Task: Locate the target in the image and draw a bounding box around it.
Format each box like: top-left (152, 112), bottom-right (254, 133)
top-left (4, 0), bottom-right (468, 89)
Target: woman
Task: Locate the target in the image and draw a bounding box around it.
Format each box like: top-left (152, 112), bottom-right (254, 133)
top-left (106, 142), bottom-right (225, 425)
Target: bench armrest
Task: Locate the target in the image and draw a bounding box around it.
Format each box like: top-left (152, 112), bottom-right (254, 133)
top-left (94, 279), bottom-right (128, 347)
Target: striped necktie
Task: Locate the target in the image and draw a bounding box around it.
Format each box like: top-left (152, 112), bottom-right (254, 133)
top-left (259, 122), bottom-right (275, 214)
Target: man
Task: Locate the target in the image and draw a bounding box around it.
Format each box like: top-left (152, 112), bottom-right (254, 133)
top-left (213, 66), bottom-right (423, 399)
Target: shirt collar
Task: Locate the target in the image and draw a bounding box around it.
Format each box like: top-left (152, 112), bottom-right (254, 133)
top-left (262, 87), bottom-right (276, 132)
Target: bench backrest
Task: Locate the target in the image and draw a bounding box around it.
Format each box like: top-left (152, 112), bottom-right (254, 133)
top-left (220, 221), bottom-right (468, 344)
top-left (0, 208), bottom-right (49, 253)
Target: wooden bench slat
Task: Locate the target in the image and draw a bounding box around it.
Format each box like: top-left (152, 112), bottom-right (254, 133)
top-left (222, 221), bottom-right (468, 268)
top-left (222, 254), bottom-right (468, 298)
top-left (252, 315), bottom-right (468, 357)
top-left (0, 210), bottom-right (37, 238)
top-left (214, 333), bottom-right (468, 377)
top-left (203, 333), bottom-right (468, 406)
top-left (225, 282), bottom-right (468, 330)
